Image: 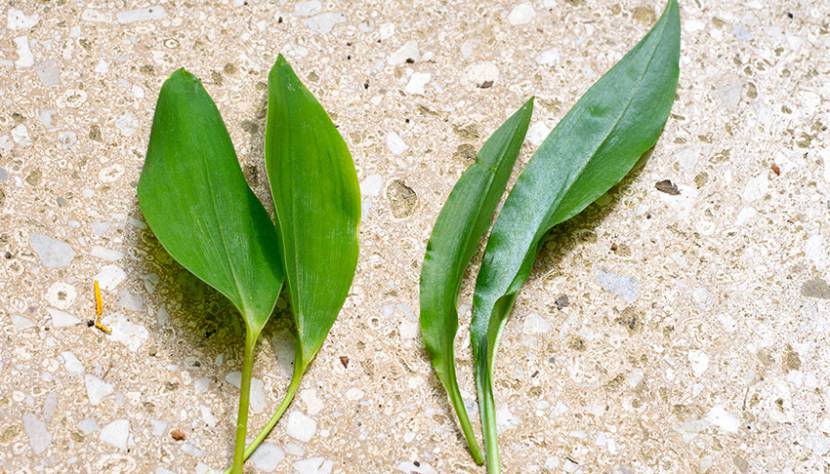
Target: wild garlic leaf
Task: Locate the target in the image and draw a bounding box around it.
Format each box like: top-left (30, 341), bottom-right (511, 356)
top-left (470, 1), bottom-right (680, 471)
top-left (234, 55), bottom-right (361, 465)
top-left (137, 69), bottom-right (285, 473)
top-left (419, 99), bottom-right (533, 464)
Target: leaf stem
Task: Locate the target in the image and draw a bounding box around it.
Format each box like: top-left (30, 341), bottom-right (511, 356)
top-left (230, 330), bottom-right (258, 474)
top-left (443, 362), bottom-right (485, 465)
top-left (476, 355), bottom-right (501, 474)
top-left (223, 347), bottom-right (305, 474)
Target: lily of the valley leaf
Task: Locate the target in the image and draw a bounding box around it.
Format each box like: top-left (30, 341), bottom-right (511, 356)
top-left (470, 1), bottom-right (681, 471)
top-left (138, 69), bottom-right (285, 474)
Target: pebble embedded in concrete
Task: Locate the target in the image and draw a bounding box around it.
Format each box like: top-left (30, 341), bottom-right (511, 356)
top-left (286, 410), bottom-right (317, 442)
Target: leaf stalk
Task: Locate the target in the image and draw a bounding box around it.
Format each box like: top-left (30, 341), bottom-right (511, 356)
top-left (230, 329), bottom-right (258, 474)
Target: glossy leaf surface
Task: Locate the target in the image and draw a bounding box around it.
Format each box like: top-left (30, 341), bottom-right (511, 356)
top-left (138, 69), bottom-right (284, 334)
top-left (138, 69), bottom-right (285, 473)
top-left (266, 54), bottom-right (361, 368)
top-left (470, 1), bottom-right (681, 471)
top-left (227, 55), bottom-right (361, 470)
top-left (419, 99), bottom-right (533, 464)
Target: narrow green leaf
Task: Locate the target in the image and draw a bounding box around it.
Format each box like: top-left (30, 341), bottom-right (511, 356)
top-left (470, 1), bottom-right (680, 471)
top-left (138, 69), bottom-right (285, 473)
top-left (233, 55), bottom-right (360, 466)
top-left (419, 99), bottom-right (533, 464)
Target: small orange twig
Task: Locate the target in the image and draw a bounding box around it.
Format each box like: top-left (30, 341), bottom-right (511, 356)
top-left (93, 280), bottom-right (111, 334)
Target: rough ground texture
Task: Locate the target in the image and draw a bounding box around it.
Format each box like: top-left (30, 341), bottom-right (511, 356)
top-left (1, 1), bottom-right (829, 473)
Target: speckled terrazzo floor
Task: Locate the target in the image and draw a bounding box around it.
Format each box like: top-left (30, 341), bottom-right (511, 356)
top-left (1, 1), bottom-right (829, 473)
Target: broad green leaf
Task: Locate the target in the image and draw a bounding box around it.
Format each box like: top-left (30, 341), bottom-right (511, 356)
top-left (470, 1), bottom-right (680, 471)
top-left (138, 69), bottom-right (285, 473)
top-left (266, 54), bottom-right (360, 368)
top-left (138, 68), bottom-right (284, 335)
top-left (419, 99), bottom-right (533, 465)
top-left (232, 55), bottom-right (360, 468)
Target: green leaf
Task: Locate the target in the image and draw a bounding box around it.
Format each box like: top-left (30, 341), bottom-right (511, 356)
top-left (419, 99), bottom-right (533, 465)
top-left (232, 55), bottom-right (361, 467)
top-left (138, 69), bottom-right (285, 473)
top-left (267, 54), bottom-right (361, 369)
top-left (470, 1), bottom-right (680, 471)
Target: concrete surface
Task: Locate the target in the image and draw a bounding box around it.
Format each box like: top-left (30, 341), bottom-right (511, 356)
top-left (1, 1), bottom-right (829, 473)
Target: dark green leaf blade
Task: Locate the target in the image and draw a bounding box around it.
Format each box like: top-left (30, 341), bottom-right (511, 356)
top-left (419, 99), bottom-right (533, 464)
top-left (266, 54), bottom-right (361, 367)
top-left (471, 1), bottom-right (680, 471)
top-left (138, 69), bottom-right (284, 333)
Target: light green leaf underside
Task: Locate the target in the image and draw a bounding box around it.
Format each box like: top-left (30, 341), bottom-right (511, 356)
top-left (138, 69), bottom-right (284, 332)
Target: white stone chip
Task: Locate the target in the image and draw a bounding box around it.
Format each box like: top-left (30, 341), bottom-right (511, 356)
top-left (387, 41), bottom-right (420, 65)
top-left (60, 351), bottom-right (84, 375)
top-left (48, 308), bottom-right (80, 328)
top-left (117, 6), bottom-right (166, 24)
top-left (293, 1), bottom-right (322, 16)
top-left (102, 314), bottom-right (149, 352)
top-left (23, 413), bottom-right (51, 454)
top-left (11, 314), bottom-right (36, 330)
top-left (14, 36), bottom-right (34, 69)
top-left (286, 410), bottom-right (316, 442)
top-left (251, 442), bottom-right (285, 472)
top-left (345, 388), bottom-right (364, 401)
top-left (741, 173), bottom-right (768, 202)
top-left (805, 234), bottom-right (825, 268)
top-left (115, 112), bottom-right (139, 136)
top-left (463, 62), bottom-right (499, 87)
top-left (508, 3), bottom-right (535, 25)
top-left (11, 124), bottom-right (31, 147)
top-left (8, 8), bottom-right (40, 29)
top-left (706, 405), bottom-right (739, 433)
top-left (496, 406), bottom-right (521, 433)
top-left (305, 13), bottom-right (345, 34)
top-left (35, 60), bottom-right (60, 87)
top-left (595, 268), bottom-right (639, 302)
top-left (30, 233), bottom-right (75, 268)
top-left (294, 457), bottom-right (333, 474)
top-left (45, 282), bottom-right (77, 309)
top-left (299, 389), bottom-right (324, 415)
top-left (536, 48), bottom-right (560, 65)
top-left (361, 174), bottom-right (383, 197)
top-left (95, 265), bottom-right (127, 290)
top-left (90, 245), bottom-right (124, 261)
top-left (527, 121), bottom-right (551, 146)
top-left (82, 9), bottom-right (112, 23)
top-left (99, 419), bottom-right (130, 450)
top-left (735, 207), bottom-right (757, 226)
top-left (522, 313), bottom-right (551, 334)
top-left (822, 148), bottom-right (830, 184)
top-left (405, 72), bottom-right (431, 95)
top-left (117, 289), bottom-right (144, 311)
top-left (386, 131), bottom-right (408, 155)
top-left (77, 418), bottom-right (98, 434)
top-left (199, 405), bottom-right (218, 428)
top-left (687, 350), bottom-right (710, 377)
top-left (85, 374), bottom-right (114, 405)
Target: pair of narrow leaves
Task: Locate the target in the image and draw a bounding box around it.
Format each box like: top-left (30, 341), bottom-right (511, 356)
top-left (420, 1), bottom-right (680, 472)
top-left (138, 55), bottom-right (360, 473)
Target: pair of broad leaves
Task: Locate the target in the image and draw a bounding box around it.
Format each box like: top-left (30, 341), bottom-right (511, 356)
top-left (139, 0), bottom-right (680, 471)
top-left (420, 1), bottom-right (680, 472)
top-left (138, 55), bottom-right (359, 473)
